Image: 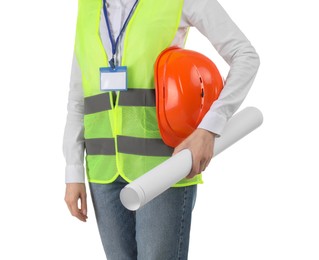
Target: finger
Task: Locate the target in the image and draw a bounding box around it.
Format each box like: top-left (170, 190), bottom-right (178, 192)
top-left (187, 162), bottom-right (200, 179)
top-left (187, 158), bottom-right (209, 178)
top-left (201, 161), bottom-right (208, 172)
top-left (80, 193), bottom-right (88, 219)
top-left (203, 157), bottom-right (213, 171)
top-left (173, 145), bottom-right (183, 156)
top-left (72, 208), bottom-right (87, 222)
top-left (187, 170), bottom-right (198, 179)
top-left (70, 201), bottom-right (87, 222)
top-left (173, 140), bottom-right (189, 155)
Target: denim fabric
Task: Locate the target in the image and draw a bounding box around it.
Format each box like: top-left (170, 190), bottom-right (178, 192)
top-left (89, 176), bottom-right (197, 260)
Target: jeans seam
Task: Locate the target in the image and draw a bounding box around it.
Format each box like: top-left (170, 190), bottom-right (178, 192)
top-left (177, 187), bottom-right (188, 260)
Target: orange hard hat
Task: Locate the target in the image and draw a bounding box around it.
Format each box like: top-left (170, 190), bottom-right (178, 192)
top-left (155, 47), bottom-right (224, 148)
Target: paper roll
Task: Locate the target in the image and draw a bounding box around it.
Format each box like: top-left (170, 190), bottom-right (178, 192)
top-left (120, 107), bottom-right (263, 211)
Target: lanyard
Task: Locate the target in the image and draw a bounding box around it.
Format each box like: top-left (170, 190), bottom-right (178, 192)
top-left (103, 0), bottom-right (138, 68)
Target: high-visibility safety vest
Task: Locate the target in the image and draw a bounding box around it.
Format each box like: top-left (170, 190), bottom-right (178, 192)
top-left (75, 0), bottom-right (203, 186)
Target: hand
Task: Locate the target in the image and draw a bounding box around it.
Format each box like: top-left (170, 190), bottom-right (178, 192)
top-left (65, 183), bottom-right (88, 222)
top-left (173, 128), bottom-right (216, 179)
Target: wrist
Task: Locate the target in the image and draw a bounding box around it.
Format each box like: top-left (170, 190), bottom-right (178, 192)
top-left (197, 128), bottom-right (216, 138)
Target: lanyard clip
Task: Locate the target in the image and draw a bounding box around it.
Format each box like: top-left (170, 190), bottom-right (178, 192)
top-left (109, 57), bottom-right (116, 70)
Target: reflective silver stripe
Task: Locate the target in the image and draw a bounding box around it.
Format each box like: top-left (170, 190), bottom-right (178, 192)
top-left (117, 136), bottom-right (173, 156)
top-left (84, 93), bottom-right (112, 115)
top-left (118, 89), bottom-right (156, 107)
top-left (85, 138), bottom-right (116, 155)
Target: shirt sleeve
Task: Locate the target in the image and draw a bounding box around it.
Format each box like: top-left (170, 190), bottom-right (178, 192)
top-left (62, 53), bottom-right (86, 183)
top-left (182, 0), bottom-right (260, 136)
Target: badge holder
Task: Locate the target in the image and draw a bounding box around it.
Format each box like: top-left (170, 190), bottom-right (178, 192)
top-left (100, 66), bottom-right (128, 91)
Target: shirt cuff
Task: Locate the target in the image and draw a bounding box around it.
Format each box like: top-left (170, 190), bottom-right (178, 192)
top-left (65, 165), bottom-right (85, 183)
top-left (197, 111), bottom-right (228, 137)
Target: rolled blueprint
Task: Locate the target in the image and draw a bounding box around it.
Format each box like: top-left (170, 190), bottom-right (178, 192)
top-left (120, 107), bottom-right (263, 211)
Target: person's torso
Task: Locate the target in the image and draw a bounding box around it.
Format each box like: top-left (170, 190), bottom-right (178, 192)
top-left (74, 0), bottom-right (202, 186)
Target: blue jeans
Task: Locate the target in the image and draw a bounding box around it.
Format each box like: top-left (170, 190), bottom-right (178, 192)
top-left (89, 176), bottom-right (197, 260)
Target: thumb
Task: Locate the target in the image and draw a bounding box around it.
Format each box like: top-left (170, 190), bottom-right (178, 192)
top-left (173, 142), bottom-right (186, 156)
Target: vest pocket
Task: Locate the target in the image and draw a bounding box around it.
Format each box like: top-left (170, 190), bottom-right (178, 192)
top-left (86, 155), bottom-right (117, 183)
top-left (120, 106), bottom-right (161, 138)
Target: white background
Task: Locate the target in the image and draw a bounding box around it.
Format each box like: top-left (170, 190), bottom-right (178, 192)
top-left (0, 0), bottom-right (318, 259)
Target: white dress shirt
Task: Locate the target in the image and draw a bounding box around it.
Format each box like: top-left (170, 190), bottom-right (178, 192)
top-left (63, 0), bottom-right (260, 183)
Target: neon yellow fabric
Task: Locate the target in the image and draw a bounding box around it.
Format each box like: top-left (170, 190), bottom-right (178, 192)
top-left (75, 0), bottom-right (203, 186)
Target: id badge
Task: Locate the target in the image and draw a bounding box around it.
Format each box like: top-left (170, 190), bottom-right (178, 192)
top-left (100, 66), bottom-right (128, 91)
